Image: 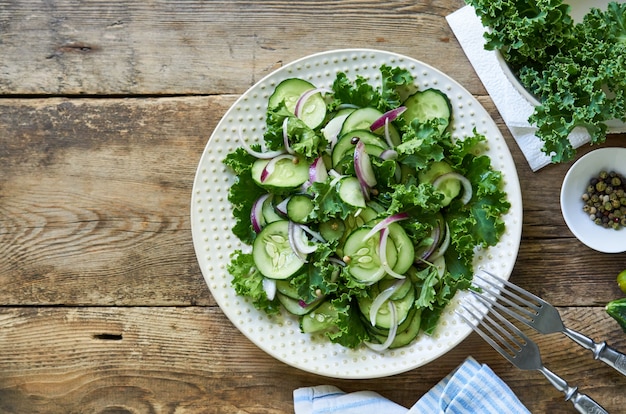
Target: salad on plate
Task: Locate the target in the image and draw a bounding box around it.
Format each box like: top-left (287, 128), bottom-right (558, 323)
top-left (223, 64), bottom-right (510, 351)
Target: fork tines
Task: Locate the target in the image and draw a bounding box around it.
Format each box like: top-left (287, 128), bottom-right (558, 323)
top-left (457, 299), bottom-right (540, 371)
top-left (472, 271), bottom-right (542, 325)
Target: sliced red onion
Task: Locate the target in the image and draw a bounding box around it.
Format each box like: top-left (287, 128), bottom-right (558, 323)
top-left (309, 156), bottom-right (328, 184)
top-left (433, 255), bottom-right (446, 278)
top-left (378, 228), bottom-right (406, 280)
top-left (262, 278), bottom-right (277, 301)
top-left (282, 117), bottom-right (295, 154)
top-left (294, 87), bottom-right (332, 118)
top-left (384, 118), bottom-right (394, 148)
top-left (362, 212), bottom-right (410, 242)
top-left (379, 149), bottom-right (398, 160)
top-left (329, 170), bottom-right (346, 187)
top-left (288, 221), bottom-right (318, 263)
top-left (365, 302), bottom-right (398, 352)
top-left (322, 113), bottom-right (351, 149)
top-left (275, 196), bottom-right (290, 216)
top-left (418, 221), bottom-right (442, 261)
top-left (369, 279), bottom-right (405, 326)
top-left (238, 127), bottom-right (285, 159)
top-left (354, 140), bottom-right (377, 200)
top-left (370, 106), bottom-right (407, 131)
top-left (261, 154), bottom-right (297, 182)
top-left (251, 194), bottom-right (270, 233)
top-left (328, 257), bottom-right (347, 267)
top-left (429, 222), bottom-right (451, 261)
top-left (432, 172), bottom-right (473, 204)
top-left (300, 224), bottom-right (325, 243)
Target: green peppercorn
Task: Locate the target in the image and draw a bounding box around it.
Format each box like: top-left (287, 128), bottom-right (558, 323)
top-left (582, 170), bottom-right (626, 230)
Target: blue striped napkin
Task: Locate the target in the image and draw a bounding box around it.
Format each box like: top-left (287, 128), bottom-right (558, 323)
top-left (293, 357), bottom-right (530, 414)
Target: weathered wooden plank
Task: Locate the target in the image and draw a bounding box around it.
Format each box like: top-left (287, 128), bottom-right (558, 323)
top-left (0, 0), bottom-right (477, 95)
top-left (0, 96), bottom-right (236, 306)
top-left (0, 306), bottom-right (624, 413)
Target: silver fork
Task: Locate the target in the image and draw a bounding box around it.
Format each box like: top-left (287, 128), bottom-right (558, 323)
top-left (458, 299), bottom-right (609, 414)
top-left (473, 270), bottom-right (626, 377)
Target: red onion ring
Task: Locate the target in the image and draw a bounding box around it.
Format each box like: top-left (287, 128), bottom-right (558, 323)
top-left (370, 106), bottom-right (407, 132)
top-left (238, 127), bottom-right (285, 159)
top-left (364, 302), bottom-right (398, 352)
top-left (251, 194), bottom-right (270, 233)
top-left (362, 212), bottom-right (410, 242)
top-left (368, 279), bottom-right (405, 326)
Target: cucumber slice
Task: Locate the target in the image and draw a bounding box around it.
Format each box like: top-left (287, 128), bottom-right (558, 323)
top-left (378, 276), bottom-right (413, 301)
top-left (331, 129), bottom-right (387, 168)
top-left (418, 161), bottom-right (461, 207)
top-left (319, 218), bottom-right (346, 243)
top-left (262, 195), bottom-right (284, 224)
top-left (386, 223), bottom-right (414, 274)
top-left (371, 308), bottom-right (422, 349)
top-left (277, 292), bottom-right (322, 316)
top-left (357, 281), bottom-right (415, 329)
top-left (275, 279), bottom-right (299, 299)
top-left (340, 107), bottom-right (401, 145)
top-left (253, 220), bottom-right (306, 279)
top-left (268, 78), bottom-right (327, 129)
top-left (343, 227), bottom-right (396, 284)
top-left (337, 176), bottom-right (366, 208)
top-left (286, 194), bottom-right (314, 224)
top-left (300, 300), bottom-right (338, 333)
top-left (251, 155), bottom-right (310, 191)
top-left (402, 88), bottom-right (452, 134)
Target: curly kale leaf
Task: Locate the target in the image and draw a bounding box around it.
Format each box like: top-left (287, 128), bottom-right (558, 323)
top-left (469, 0), bottom-right (626, 163)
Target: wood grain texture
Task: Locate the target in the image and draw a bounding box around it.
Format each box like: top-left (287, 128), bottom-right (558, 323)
top-left (2, 0), bottom-right (626, 412)
top-left (0, 0), bottom-right (474, 96)
top-left (0, 307), bottom-right (624, 413)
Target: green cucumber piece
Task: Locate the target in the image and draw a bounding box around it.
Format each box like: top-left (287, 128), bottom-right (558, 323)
top-left (300, 301), bottom-right (339, 333)
top-left (606, 298), bottom-right (626, 332)
top-left (262, 195), bottom-right (284, 224)
top-left (275, 279), bottom-right (299, 299)
top-left (343, 227), bottom-right (396, 284)
top-left (331, 129), bottom-right (387, 168)
top-left (277, 293), bottom-right (321, 316)
top-left (340, 107), bottom-right (401, 145)
top-left (402, 88), bottom-right (452, 134)
top-left (286, 194), bottom-right (314, 224)
top-left (319, 218), bottom-right (346, 243)
top-left (378, 276), bottom-right (413, 301)
top-left (268, 78), bottom-right (327, 129)
top-left (418, 161), bottom-right (461, 207)
top-left (337, 177), bottom-right (366, 208)
top-left (371, 308), bottom-right (422, 349)
top-left (251, 155), bottom-right (309, 191)
top-left (387, 223), bottom-right (414, 274)
top-left (252, 220), bottom-right (306, 279)
top-left (358, 282), bottom-right (415, 329)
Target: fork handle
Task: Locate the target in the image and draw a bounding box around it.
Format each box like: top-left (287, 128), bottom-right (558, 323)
top-left (540, 367), bottom-right (609, 414)
top-left (564, 327), bottom-right (626, 376)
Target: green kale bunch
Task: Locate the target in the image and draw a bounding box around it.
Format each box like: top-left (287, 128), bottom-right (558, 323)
top-left (468, 0), bottom-right (626, 163)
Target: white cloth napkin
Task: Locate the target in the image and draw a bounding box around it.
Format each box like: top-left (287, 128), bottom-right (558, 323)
top-left (293, 357), bottom-right (531, 414)
top-left (445, 5), bottom-right (594, 171)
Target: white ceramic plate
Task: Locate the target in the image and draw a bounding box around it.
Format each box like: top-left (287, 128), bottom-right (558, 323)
top-left (190, 49), bottom-right (523, 379)
top-left (561, 147), bottom-right (626, 253)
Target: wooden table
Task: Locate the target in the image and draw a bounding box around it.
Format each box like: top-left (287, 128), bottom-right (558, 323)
top-left (1, 1), bottom-right (625, 413)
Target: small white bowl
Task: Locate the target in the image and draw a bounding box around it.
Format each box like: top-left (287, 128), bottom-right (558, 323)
top-left (560, 147), bottom-right (626, 253)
